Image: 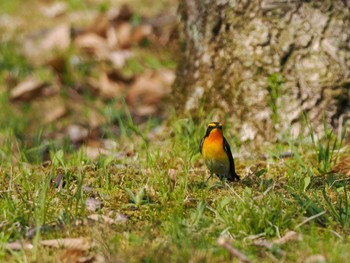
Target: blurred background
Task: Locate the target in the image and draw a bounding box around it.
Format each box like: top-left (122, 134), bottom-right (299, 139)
top-left (0, 0), bottom-right (178, 163)
top-left (2, 0), bottom-right (349, 164)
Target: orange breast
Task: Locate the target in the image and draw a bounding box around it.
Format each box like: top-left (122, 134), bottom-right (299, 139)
top-left (202, 129), bottom-right (228, 162)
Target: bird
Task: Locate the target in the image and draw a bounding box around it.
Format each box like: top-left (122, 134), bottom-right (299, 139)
top-left (200, 122), bottom-right (240, 182)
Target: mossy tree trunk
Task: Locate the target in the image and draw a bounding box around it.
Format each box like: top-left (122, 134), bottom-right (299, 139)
top-left (173, 0), bottom-right (350, 141)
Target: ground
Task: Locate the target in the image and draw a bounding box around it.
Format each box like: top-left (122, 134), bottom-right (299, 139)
top-left (0, 0), bottom-right (350, 262)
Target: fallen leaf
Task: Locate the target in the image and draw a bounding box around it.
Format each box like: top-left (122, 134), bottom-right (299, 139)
top-left (9, 77), bottom-right (47, 101)
top-left (88, 214), bottom-right (115, 225)
top-left (106, 26), bottom-right (118, 47)
top-left (41, 2), bottom-right (67, 18)
top-left (25, 224), bottom-right (57, 239)
top-left (217, 235), bottom-right (253, 263)
top-left (47, 55), bottom-right (67, 74)
top-left (89, 72), bottom-right (125, 99)
top-left (74, 33), bottom-right (109, 59)
top-left (253, 239), bottom-right (274, 250)
top-left (85, 198), bottom-right (102, 212)
top-left (304, 254), bottom-right (326, 263)
top-left (116, 213), bottom-right (129, 223)
top-left (67, 124), bottom-right (89, 143)
top-left (44, 103), bottom-right (67, 124)
top-left (40, 24), bottom-right (71, 53)
top-left (253, 238), bottom-right (286, 259)
top-left (142, 13), bottom-right (177, 46)
top-left (114, 22), bottom-right (132, 48)
top-left (53, 172), bottom-right (64, 188)
top-left (168, 168), bottom-right (177, 183)
top-left (6, 241), bottom-right (33, 251)
top-left (88, 109), bottom-right (107, 129)
top-left (333, 155), bottom-right (350, 176)
top-left (126, 70), bottom-right (175, 116)
top-left (83, 185), bottom-right (93, 193)
top-left (41, 238), bottom-right (91, 251)
top-left (59, 249), bottom-right (92, 263)
top-left (147, 125), bottom-right (166, 140)
top-left (88, 14), bottom-right (109, 37)
top-left (131, 24), bottom-right (153, 43)
top-left (108, 50), bottom-right (133, 69)
top-left (107, 5), bottom-right (132, 23)
top-left (102, 139), bottom-right (118, 151)
top-left (85, 140), bottom-right (110, 160)
top-left (273, 231), bottom-right (301, 244)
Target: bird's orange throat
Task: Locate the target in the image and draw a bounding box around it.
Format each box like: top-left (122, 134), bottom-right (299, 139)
top-left (206, 128), bottom-right (223, 143)
top-left (202, 128), bottom-right (227, 161)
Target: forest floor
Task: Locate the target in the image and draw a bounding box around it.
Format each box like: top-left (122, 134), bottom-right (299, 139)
top-left (1, 1), bottom-right (350, 262)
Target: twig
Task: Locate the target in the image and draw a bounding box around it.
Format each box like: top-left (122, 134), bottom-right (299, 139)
top-left (329, 229), bottom-right (343, 240)
top-left (217, 236), bottom-right (253, 263)
top-left (225, 182), bottom-right (244, 202)
top-left (294, 211), bottom-right (327, 229)
top-left (273, 230), bottom-right (301, 244)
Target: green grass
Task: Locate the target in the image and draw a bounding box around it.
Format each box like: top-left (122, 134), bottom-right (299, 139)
top-left (0, 113), bottom-right (349, 262)
top-left (0, 0), bottom-right (349, 261)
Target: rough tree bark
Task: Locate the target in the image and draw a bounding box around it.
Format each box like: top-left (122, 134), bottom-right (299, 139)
top-left (173, 0), bottom-right (350, 141)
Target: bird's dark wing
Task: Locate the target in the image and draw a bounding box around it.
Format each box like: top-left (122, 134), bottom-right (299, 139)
top-left (223, 137), bottom-right (240, 181)
top-left (200, 137), bottom-right (204, 154)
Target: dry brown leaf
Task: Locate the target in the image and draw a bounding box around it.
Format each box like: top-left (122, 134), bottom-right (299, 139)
top-left (88, 109), bottom-right (107, 129)
top-left (107, 5), bottom-right (132, 22)
top-left (60, 249), bottom-right (91, 263)
top-left (40, 238), bottom-right (91, 251)
top-left (167, 168), bottom-right (177, 190)
top-left (9, 77), bottom-right (47, 101)
top-left (74, 33), bottom-right (109, 59)
top-left (67, 124), bottom-right (89, 143)
top-left (60, 250), bottom-right (104, 263)
top-left (106, 26), bottom-right (118, 47)
top-left (116, 213), bottom-right (129, 223)
top-left (168, 168), bottom-right (177, 182)
top-left (85, 198), bottom-right (102, 212)
top-left (88, 14), bottom-right (109, 37)
top-left (333, 154), bottom-right (350, 176)
top-left (85, 140), bottom-right (110, 160)
top-left (131, 24), bottom-right (153, 43)
top-left (44, 103), bottom-right (67, 124)
top-left (147, 125), bottom-right (166, 140)
top-left (41, 2), bottom-right (67, 18)
top-left (88, 214), bottom-right (115, 225)
top-left (217, 236), bottom-right (253, 263)
top-left (6, 241), bottom-right (33, 251)
top-left (108, 50), bottom-right (133, 69)
top-left (40, 24), bottom-right (71, 52)
top-left (304, 254), bottom-right (326, 263)
top-left (126, 70), bottom-right (175, 116)
top-left (273, 231), bottom-right (301, 244)
top-left (114, 22), bottom-right (132, 48)
top-left (252, 239), bottom-right (274, 250)
top-left (28, 96), bottom-right (67, 125)
top-left (87, 73), bottom-right (122, 100)
top-left (96, 72), bottom-right (125, 99)
top-left (47, 55), bottom-right (67, 74)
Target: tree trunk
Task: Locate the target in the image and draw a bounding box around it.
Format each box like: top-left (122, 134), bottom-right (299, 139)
top-left (173, 0), bottom-right (350, 141)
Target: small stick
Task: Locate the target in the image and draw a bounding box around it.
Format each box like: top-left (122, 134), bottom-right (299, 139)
top-left (294, 211), bottom-right (327, 229)
top-left (225, 182), bottom-right (244, 202)
top-left (217, 236), bottom-right (253, 263)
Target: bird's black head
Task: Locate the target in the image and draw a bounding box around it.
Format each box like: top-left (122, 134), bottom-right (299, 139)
top-left (205, 122), bottom-right (223, 137)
